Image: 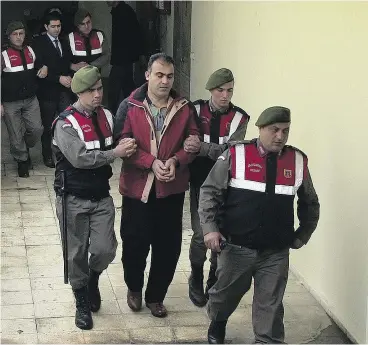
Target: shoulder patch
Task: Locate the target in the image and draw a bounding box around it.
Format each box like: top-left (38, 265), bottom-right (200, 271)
top-left (218, 155), bottom-right (226, 161)
top-left (62, 123), bottom-right (72, 129)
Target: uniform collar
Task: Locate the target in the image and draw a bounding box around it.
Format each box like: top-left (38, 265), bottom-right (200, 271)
top-left (8, 43), bottom-right (25, 51)
top-left (257, 138), bottom-right (283, 157)
top-left (208, 98), bottom-right (232, 114)
top-left (74, 101), bottom-right (97, 118)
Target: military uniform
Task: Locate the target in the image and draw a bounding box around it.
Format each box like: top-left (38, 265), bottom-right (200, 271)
top-left (1, 21), bottom-right (43, 177)
top-left (188, 68), bottom-right (250, 307)
top-left (68, 9), bottom-right (110, 73)
top-left (52, 66), bottom-right (118, 330)
top-left (199, 106), bottom-right (320, 343)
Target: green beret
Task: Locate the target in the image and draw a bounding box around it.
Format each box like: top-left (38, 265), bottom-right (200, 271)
top-left (205, 68), bottom-right (234, 90)
top-left (74, 8), bottom-right (91, 26)
top-left (71, 66), bottom-right (101, 94)
top-left (6, 21), bottom-right (25, 36)
top-left (255, 106), bottom-right (291, 127)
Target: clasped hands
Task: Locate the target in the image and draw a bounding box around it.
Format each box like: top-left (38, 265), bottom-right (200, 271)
top-left (152, 157), bottom-right (177, 183)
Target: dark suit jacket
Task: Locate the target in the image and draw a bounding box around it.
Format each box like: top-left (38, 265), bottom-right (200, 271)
top-left (32, 33), bottom-right (73, 101)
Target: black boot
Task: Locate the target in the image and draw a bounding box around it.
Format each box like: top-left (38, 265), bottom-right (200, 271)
top-left (88, 269), bottom-right (102, 312)
top-left (26, 148), bottom-right (32, 169)
top-left (188, 265), bottom-right (207, 307)
top-left (208, 320), bottom-right (227, 344)
top-left (17, 161), bottom-right (29, 178)
top-left (43, 156), bottom-right (55, 168)
top-left (73, 286), bottom-right (93, 330)
top-left (205, 253), bottom-right (218, 300)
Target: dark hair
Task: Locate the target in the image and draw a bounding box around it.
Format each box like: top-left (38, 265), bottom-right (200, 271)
top-left (44, 13), bottom-right (62, 26)
top-left (147, 53), bottom-right (175, 71)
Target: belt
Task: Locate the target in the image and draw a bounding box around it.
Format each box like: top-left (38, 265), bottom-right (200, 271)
top-left (227, 234), bottom-right (255, 248)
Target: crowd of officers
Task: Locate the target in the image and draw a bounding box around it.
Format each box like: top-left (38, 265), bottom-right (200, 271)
top-left (1, 1), bottom-right (144, 177)
top-left (2, 5), bottom-right (321, 344)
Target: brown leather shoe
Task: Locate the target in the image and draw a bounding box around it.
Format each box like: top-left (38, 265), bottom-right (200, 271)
top-left (145, 302), bottom-right (168, 318)
top-left (127, 290), bottom-right (142, 311)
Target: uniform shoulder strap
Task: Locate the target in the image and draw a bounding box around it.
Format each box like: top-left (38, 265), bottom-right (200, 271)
top-left (284, 145), bottom-right (308, 158)
top-left (232, 105), bottom-right (250, 120)
top-left (228, 138), bottom-right (256, 147)
top-left (192, 99), bottom-right (206, 106)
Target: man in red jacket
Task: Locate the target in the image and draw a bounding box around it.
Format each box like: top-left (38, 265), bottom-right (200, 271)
top-left (114, 53), bottom-right (200, 318)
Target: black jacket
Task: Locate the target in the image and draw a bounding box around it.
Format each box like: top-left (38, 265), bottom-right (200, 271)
top-left (110, 2), bottom-right (145, 65)
top-left (32, 33), bottom-right (72, 101)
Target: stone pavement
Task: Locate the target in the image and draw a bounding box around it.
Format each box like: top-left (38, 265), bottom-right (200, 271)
top-left (0, 125), bottom-right (351, 344)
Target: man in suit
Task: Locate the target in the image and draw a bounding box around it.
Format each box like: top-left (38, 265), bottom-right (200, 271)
top-left (32, 12), bottom-right (73, 168)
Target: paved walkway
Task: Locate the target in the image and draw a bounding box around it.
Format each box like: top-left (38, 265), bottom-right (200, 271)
top-left (1, 124), bottom-right (351, 344)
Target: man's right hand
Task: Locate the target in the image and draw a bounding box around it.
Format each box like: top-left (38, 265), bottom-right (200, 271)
top-left (113, 138), bottom-right (137, 158)
top-left (71, 62), bottom-right (88, 72)
top-left (1, 104), bottom-right (4, 117)
top-left (184, 135), bottom-right (201, 153)
top-left (204, 232), bottom-right (225, 253)
top-left (152, 159), bottom-right (170, 182)
top-left (59, 76), bottom-right (72, 88)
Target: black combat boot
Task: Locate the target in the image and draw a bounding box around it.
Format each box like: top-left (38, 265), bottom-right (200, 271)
top-left (17, 161), bottom-right (29, 178)
top-left (188, 265), bottom-right (207, 307)
top-left (88, 269), bottom-right (102, 312)
top-left (208, 320), bottom-right (227, 344)
top-left (73, 286), bottom-right (93, 330)
top-left (205, 254), bottom-right (218, 300)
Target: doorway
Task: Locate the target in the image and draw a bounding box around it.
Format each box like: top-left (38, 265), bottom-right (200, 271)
top-left (173, 1), bottom-right (192, 98)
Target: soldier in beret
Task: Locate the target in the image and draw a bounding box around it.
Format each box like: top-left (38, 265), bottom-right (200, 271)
top-left (1, 21), bottom-right (44, 177)
top-left (52, 65), bottom-right (136, 330)
top-left (198, 106), bottom-right (320, 344)
top-left (67, 9), bottom-right (110, 75)
top-left (183, 68), bottom-right (250, 307)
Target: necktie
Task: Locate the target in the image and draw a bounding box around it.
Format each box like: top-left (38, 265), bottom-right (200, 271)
top-left (53, 39), bottom-right (62, 57)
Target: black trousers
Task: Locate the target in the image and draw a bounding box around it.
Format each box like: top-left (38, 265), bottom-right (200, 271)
top-left (39, 91), bottom-right (73, 159)
top-left (120, 189), bottom-right (185, 303)
top-left (108, 64), bottom-right (135, 115)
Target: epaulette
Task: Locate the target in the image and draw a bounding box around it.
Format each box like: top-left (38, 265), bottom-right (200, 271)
top-left (228, 139), bottom-right (255, 147)
top-left (58, 107), bottom-right (75, 120)
top-left (51, 108), bottom-right (74, 134)
top-left (284, 145), bottom-right (308, 158)
top-left (192, 99), bottom-right (206, 106)
top-left (232, 105), bottom-right (250, 119)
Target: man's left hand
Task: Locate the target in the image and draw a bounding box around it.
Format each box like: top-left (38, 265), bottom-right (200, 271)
top-left (37, 65), bottom-right (48, 78)
top-left (164, 157), bottom-right (177, 182)
top-left (291, 238), bottom-right (304, 249)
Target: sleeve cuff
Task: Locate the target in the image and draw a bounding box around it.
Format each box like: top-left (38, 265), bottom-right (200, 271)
top-left (202, 222), bottom-right (220, 236)
top-left (104, 150), bottom-right (116, 164)
top-left (198, 142), bottom-right (209, 157)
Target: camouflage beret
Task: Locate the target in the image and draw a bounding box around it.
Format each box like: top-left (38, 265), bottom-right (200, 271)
top-left (74, 8), bottom-right (91, 26)
top-left (205, 68), bottom-right (234, 90)
top-left (6, 21), bottom-right (25, 36)
top-left (255, 106), bottom-right (291, 127)
top-left (71, 65), bottom-right (101, 94)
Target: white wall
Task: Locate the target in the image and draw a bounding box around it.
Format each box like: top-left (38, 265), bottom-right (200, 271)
top-left (190, 1), bottom-right (368, 343)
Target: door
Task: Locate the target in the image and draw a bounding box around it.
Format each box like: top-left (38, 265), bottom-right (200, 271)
top-left (173, 1), bottom-right (192, 98)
